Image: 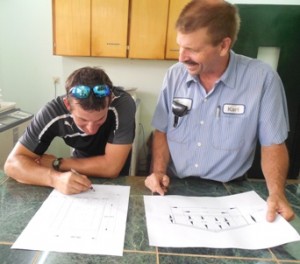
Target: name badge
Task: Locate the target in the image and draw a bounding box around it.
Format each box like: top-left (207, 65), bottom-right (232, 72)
top-left (223, 104), bottom-right (245, 115)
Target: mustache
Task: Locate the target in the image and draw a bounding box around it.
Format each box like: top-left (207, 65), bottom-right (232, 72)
top-left (183, 60), bottom-right (197, 66)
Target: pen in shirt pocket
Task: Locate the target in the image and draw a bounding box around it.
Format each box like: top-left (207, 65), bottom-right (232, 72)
top-left (71, 168), bottom-right (95, 192)
top-left (216, 105), bottom-right (221, 118)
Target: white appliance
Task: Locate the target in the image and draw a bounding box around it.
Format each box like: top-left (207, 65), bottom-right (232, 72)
top-left (129, 98), bottom-right (140, 176)
top-left (0, 104), bottom-right (33, 169)
top-left (124, 88), bottom-right (140, 176)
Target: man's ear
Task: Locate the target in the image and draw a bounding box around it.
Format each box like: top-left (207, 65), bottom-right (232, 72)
top-left (108, 94), bottom-right (113, 105)
top-left (220, 37), bottom-right (232, 56)
top-left (63, 97), bottom-right (71, 111)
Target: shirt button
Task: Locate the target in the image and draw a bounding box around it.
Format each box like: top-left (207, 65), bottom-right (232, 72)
top-left (204, 98), bottom-right (208, 102)
top-left (200, 121), bottom-right (204, 125)
top-left (197, 142), bottom-right (202, 147)
top-left (195, 164), bottom-right (199, 168)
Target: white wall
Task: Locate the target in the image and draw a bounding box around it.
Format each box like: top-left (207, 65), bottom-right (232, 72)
top-left (0, 1), bottom-right (62, 111)
top-left (0, 0), bottom-right (299, 172)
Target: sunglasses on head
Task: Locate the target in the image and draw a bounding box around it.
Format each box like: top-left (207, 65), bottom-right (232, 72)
top-left (68, 85), bottom-right (111, 99)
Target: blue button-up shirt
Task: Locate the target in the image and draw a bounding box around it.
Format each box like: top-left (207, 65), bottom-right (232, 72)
top-left (152, 51), bottom-right (289, 182)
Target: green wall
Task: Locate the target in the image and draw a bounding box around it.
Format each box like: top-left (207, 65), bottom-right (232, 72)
top-left (233, 5), bottom-right (300, 178)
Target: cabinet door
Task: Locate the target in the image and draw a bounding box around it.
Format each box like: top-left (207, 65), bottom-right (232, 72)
top-left (91, 0), bottom-right (129, 57)
top-left (52, 0), bottom-right (91, 56)
top-left (129, 0), bottom-right (169, 59)
top-left (165, 0), bottom-right (190, 60)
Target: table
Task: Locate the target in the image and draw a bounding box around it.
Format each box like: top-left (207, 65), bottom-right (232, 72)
top-left (1, 170), bottom-right (300, 263)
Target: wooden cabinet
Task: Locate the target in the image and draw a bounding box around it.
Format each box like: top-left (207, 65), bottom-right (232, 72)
top-left (165, 0), bottom-right (190, 59)
top-left (52, 0), bottom-right (129, 57)
top-left (128, 0), bottom-right (169, 59)
top-left (91, 0), bottom-right (129, 57)
top-left (52, 0), bottom-right (188, 59)
top-left (52, 0), bottom-right (90, 56)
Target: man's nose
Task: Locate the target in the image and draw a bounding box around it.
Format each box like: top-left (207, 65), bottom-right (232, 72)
top-left (178, 47), bottom-right (187, 62)
top-left (85, 123), bottom-right (98, 134)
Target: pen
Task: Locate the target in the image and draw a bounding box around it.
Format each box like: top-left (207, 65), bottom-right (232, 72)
top-left (216, 105), bottom-right (221, 118)
top-left (71, 169), bottom-right (95, 192)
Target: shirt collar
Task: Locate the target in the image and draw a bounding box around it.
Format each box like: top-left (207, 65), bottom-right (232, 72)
top-left (219, 50), bottom-right (237, 89)
top-left (186, 72), bottom-right (198, 87)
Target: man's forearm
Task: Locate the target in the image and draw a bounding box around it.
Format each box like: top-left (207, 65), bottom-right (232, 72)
top-left (58, 144), bottom-right (132, 178)
top-left (261, 143), bottom-right (289, 195)
top-left (59, 156), bottom-right (118, 178)
top-left (4, 154), bottom-right (57, 187)
top-left (152, 130), bottom-right (170, 174)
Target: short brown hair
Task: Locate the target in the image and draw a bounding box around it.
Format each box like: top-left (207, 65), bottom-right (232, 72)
top-left (65, 67), bottom-right (113, 111)
top-left (176, 0), bottom-right (240, 47)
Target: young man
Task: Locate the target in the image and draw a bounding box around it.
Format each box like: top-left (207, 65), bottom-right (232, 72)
top-left (145, 0), bottom-right (295, 222)
top-left (4, 66), bottom-right (136, 194)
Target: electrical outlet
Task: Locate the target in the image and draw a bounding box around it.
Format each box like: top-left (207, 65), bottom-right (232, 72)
top-left (52, 76), bottom-right (60, 85)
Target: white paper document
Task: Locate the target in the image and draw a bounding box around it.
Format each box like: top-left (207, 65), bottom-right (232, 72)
top-left (144, 191), bottom-right (300, 249)
top-left (12, 185), bottom-right (130, 256)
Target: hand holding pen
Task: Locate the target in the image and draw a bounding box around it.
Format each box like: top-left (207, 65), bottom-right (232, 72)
top-left (71, 169), bottom-right (95, 192)
top-left (52, 169), bottom-right (94, 195)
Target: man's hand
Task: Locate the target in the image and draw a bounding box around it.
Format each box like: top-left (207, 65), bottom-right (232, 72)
top-left (145, 172), bottom-right (170, 195)
top-left (266, 193), bottom-right (295, 222)
top-left (53, 170), bottom-right (92, 195)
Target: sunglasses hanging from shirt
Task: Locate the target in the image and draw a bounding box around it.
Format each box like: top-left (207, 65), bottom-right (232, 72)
top-left (69, 85), bottom-right (111, 99)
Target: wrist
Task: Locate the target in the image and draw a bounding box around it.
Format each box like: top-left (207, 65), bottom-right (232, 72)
top-left (152, 167), bottom-right (166, 174)
top-left (153, 170), bottom-right (166, 175)
top-left (52, 157), bottom-right (63, 171)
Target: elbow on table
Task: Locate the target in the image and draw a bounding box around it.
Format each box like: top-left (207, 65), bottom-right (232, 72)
top-left (104, 167), bottom-right (123, 179)
top-left (3, 161), bottom-right (24, 183)
top-left (89, 166), bottom-right (123, 179)
top-left (3, 158), bottom-right (13, 178)
top-left (106, 173), bottom-right (119, 179)
top-left (3, 156), bottom-right (36, 185)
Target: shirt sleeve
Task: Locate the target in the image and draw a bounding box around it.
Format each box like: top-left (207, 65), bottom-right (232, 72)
top-left (258, 68), bottom-right (289, 146)
top-left (108, 91), bottom-right (136, 144)
top-left (19, 103), bottom-right (56, 154)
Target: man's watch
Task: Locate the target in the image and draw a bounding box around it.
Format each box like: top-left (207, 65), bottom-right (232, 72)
top-left (52, 157), bottom-right (63, 171)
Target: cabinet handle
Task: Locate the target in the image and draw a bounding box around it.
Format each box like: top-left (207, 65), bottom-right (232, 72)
top-left (106, 43), bottom-right (121, 46)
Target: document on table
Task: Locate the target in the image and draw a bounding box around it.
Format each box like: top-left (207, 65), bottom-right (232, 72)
top-left (144, 191), bottom-right (300, 249)
top-left (12, 185), bottom-right (130, 256)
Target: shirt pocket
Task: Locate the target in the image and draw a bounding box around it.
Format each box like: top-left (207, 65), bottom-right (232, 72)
top-left (212, 115), bottom-right (246, 151)
top-left (167, 115), bottom-right (189, 144)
